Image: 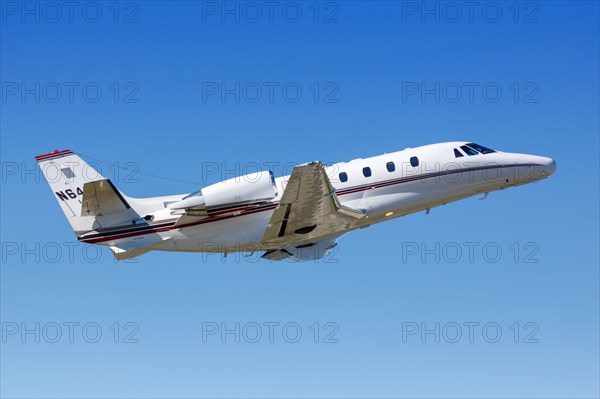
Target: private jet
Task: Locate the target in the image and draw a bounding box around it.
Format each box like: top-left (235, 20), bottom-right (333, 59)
top-left (35, 142), bottom-right (556, 261)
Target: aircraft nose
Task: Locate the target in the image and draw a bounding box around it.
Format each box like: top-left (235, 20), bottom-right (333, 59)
top-left (542, 158), bottom-right (557, 176)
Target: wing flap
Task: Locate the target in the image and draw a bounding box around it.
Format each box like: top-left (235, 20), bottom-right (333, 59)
top-left (261, 248), bottom-right (294, 261)
top-left (261, 235), bottom-right (341, 262)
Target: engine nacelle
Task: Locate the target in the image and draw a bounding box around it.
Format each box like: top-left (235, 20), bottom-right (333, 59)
top-left (202, 170), bottom-right (277, 207)
top-left (169, 171), bottom-right (277, 212)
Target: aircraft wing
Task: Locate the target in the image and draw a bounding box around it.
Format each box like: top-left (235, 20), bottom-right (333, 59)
top-left (260, 162), bottom-right (365, 248)
top-left (261, 234), bottom-right (342, 261)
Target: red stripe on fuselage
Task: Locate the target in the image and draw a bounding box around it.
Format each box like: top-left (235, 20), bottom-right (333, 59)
top-left (79, 163), bottom-right (542, 244)
top-left (336, 162), bottom-right (541, 196)
top-left (79, 204), bottom-right (278, 244)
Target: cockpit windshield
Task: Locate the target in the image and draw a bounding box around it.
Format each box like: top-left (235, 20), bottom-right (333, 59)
top-left (466, 143), bottom-right (496, 154)
top-left (460, 145), bottom-right (479, 156)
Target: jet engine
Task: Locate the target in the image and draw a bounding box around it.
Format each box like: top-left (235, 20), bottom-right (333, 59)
top-left (168, 171), bottom-right (278, 215)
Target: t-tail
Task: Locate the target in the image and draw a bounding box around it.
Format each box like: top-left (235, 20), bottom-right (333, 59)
top-left (35, 150), bottom-right (169, 260)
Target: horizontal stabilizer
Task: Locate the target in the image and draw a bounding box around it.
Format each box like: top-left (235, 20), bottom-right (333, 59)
top-left (109, 234), bottom-right (170, 261)
top-left (81, 179), bottom-right (131, 216)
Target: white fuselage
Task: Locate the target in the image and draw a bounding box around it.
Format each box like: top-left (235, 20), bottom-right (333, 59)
top-left (78, 141), bottom-right (556, 254)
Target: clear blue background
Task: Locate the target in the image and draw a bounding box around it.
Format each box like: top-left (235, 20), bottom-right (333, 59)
top-left (1, 1), bottom-right (598, 398)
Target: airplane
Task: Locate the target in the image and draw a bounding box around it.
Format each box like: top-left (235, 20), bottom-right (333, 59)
top-left (35, 142), bottom-right (556, 262)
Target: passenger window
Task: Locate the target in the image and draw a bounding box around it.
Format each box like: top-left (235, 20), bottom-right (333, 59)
top-left (454, 148), bottom-right (464, 158)
top-left (339, 172), bottom-right (348, 183)
top-left (386, 161), bottom-right (395, 172)
top-left (363, 167), bottom-right (372, 177)
top-left (460, 145), bottom-right (478, 156)
top-left (410, 156), bottom-right (419, 167)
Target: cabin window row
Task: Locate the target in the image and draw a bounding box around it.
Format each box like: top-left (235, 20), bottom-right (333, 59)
top-left (338, 156), bottom-right (420, 183)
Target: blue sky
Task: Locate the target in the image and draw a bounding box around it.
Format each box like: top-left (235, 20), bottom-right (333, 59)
top-left (1, 1), bottom-right (598, 398)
